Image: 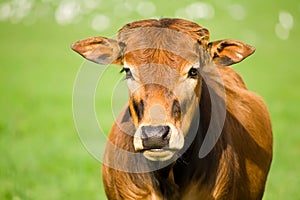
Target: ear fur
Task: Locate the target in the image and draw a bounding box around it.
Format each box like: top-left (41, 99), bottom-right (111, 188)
top-left (71, 36), bottom-right (124, 65)
top-left (208, 39), bottom-right (255, 66)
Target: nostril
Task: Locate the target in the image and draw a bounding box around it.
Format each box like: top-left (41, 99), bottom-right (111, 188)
top-left (162, 126), bottom-right (170, 140)
top-left (142, 126), bottom-right (170, 139)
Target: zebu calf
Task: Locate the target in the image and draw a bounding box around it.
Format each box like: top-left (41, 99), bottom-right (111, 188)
top-left (72, 18), bottom-right (272, 200)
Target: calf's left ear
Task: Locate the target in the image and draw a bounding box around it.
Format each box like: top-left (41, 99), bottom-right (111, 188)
top-left (71, 36), bottom-right (124, 65)
top-left (208, 39), bottom-right (255, 66)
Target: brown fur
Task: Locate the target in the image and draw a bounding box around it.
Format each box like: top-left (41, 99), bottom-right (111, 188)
top-left (72, 18), bottom-right (272, 200)
top-left (103, 66), bottom-right (272, 199)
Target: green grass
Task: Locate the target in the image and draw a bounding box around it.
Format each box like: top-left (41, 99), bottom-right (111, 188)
top-left (0, 0), bottom-right (299, 199)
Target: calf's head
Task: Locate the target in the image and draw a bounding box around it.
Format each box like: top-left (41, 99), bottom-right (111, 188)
top-left (72, 18), bottom-right (254, 161)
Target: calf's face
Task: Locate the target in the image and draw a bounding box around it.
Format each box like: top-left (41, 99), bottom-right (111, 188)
top-left (71, 19), bottom-right (254, 161)
top-left (123, 50), bottom-right (202, 161)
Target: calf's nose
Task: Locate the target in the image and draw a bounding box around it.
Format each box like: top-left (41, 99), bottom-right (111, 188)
top-left (141, 125), bottom-right (171, 150)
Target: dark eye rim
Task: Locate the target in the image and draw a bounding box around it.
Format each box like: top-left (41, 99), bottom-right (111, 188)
top-left (187, 67), bottom-right (199, 79)
top-left (120, 67), bottom-right (134, 79)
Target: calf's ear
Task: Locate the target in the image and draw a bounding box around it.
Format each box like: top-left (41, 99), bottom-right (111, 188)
top-left (208, 39), bottom-right (255, 66)
top-left (71, 36), bottom-right (124, 65)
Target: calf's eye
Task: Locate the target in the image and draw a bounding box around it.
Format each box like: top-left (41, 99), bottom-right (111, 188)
top-left (187, 68), bottom-right (199, 79)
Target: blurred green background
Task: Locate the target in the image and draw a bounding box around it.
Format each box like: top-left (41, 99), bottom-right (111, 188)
top-left (0, 0), bottom-right (299, 199)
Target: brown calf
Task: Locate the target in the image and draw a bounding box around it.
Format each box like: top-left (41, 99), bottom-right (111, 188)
top-left (72, 18), bottom-right (272, 199)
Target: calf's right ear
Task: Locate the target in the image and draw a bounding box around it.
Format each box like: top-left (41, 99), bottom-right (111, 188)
top-left (208, 39), bottom-right (255, 66)
top-left (71, 36), bottom-right (124, 65)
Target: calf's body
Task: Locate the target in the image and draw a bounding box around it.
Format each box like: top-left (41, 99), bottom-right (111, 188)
top-left (102, 67), bottom-right (272, 200)
top-left (72, 18), bottom-right (272, 200)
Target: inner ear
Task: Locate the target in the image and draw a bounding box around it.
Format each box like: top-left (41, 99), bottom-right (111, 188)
top-left (208, 39), bottom-right (255, 66)
top-left (71, 36), bottom-right (124, 65)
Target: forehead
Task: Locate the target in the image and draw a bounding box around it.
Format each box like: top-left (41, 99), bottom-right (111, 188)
top-left (118, 19), bottom-right (209, 71)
